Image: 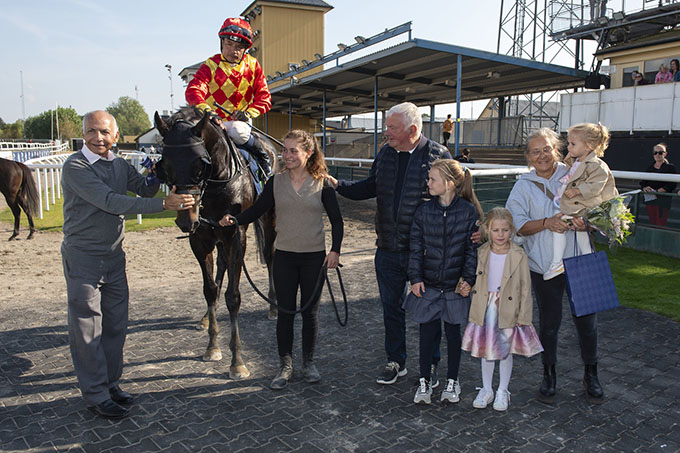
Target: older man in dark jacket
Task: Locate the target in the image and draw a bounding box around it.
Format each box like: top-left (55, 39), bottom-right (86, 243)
top-left (328, 102), bottom-right (451, 385)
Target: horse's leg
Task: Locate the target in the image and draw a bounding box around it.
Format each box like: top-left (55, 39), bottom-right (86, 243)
top-left (224, 226), bottom-right (250, 378)
top-left (17, 198), bottom-right (35, 240)
top-left (7, 202), bottom-right (21, 241)
top-left (191, 237), bottom-right (223, 361)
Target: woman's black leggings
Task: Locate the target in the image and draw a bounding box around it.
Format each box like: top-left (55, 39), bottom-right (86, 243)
top-left (419, 320), bottom-right (461, 380)
top-left (273, 249), bottom-right (326, 359)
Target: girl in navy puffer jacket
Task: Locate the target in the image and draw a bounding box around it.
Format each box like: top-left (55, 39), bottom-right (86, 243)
top-left (403, 159), bottom-right (483, 405)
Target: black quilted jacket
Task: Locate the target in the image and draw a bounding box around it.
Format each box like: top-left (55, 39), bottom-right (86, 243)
top-left (337, 135), bottom-right (450, 252)
top-left (407, 196), bottom-right (478, 290)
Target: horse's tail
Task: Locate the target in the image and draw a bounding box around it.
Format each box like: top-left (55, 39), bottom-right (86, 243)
top-left (18, 162), bottom-right (39, 215)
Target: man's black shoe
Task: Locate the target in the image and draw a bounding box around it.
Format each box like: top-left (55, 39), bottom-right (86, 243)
top-left (88, 399), bottom-right (130, 419)
top-left (109, 386), bottom-right (134, 405)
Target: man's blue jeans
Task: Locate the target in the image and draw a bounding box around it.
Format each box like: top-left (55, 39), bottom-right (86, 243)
top-left (375, 248), bottom-right (440, 369)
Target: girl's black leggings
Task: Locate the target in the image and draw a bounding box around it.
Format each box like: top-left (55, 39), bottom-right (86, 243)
top-left (419, 319), bottom-right (462, 381)
top-left (272, 249), bottom-right (326, 359)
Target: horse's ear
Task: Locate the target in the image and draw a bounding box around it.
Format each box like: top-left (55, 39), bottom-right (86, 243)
top-left (154, 111), bottom-right (169, 137)
top-left (191, 111), bottom-right (210, 138)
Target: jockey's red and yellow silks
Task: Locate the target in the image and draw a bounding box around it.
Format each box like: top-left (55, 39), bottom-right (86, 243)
top-left (185, 53), bottom-right (271, 120)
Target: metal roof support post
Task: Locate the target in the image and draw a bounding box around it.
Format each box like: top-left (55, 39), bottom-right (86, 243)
top-left (497, 97), bottom-right (505, 146)
top-left (429, 105), bottom-right (435, 141)
top-left (454, 54), bottom-right (462, 158)
top-left (288, 99), bottom-right (292, 131)
top-left (265, 112), bottom-right (269, 134)
top-left (323, 89), bottom-right (327, 156)
top-left (374, 76), bottom-right (379, 158)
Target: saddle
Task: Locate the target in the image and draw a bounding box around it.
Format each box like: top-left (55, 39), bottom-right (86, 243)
top-left (237, 147), bottom-right (266, 196)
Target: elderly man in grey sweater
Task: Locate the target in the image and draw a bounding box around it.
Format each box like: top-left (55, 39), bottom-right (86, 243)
top-left (61, 110), bottom-right (194, 419)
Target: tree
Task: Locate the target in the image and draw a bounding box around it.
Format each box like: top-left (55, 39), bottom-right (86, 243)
top-left (0, 120), bottom-right (24, 139)
top-left (106, 96), bottom-right (151, 137)
top-left (24, 107), bottom-right (81, 141)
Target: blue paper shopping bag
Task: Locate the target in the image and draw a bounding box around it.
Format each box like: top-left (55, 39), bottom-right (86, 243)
top-left (563, 232), bottom-right (620, 317)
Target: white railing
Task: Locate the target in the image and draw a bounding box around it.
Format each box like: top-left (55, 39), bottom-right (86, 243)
top-left (1, 141), bottom-right (70, 162)
top-left (24, 154), bottom-right (73, 219)
top-left (330, 158), bottom-right (680, 183)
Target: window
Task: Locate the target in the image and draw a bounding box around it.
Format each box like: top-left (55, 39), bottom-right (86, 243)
top-left (622, 66), bottom-right (639, 87)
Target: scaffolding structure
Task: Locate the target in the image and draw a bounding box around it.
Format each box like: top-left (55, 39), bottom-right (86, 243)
top-left (495, 0), bottom-right (680, 136)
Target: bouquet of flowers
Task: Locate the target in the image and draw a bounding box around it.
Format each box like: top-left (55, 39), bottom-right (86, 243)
top-left (585, 195), bottom-right (635, 247)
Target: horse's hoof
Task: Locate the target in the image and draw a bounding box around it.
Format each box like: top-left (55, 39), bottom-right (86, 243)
top-left (27, 233), bottom-right (34, 240)
top-left (203, 348), bottom-right (222, 361)
top-left (267, 309), bottom-right (277, 321)
top-left (230, 365), bottom-right (250, 379)
top-left (196, 319), bottom-right (209, 330)
top-left (8, 235), bottom-right (17, 241)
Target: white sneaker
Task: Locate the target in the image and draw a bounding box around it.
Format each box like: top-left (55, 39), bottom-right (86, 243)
top-left (472, 388), bottom-right (494, 409)
top-left (413, 378), bottom-right (432, 404)
top-left (493, 389), bottom-right (511, 411)
top-left (440, 379), bottom-right (461, 403)
top-left (543, 262), bottom-right (565, 280)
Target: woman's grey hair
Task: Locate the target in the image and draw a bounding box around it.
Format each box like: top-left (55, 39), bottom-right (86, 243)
top-left (386, 102), bottom-right (422, 136)
top-left (525, 127), bottom-right (564, 167)
top-left (82, 111), bottom-right (119, 135)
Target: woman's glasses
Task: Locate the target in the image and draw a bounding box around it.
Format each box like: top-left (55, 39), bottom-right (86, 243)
top-left (654, 151), bottom-right (665, 155)
top-left (529, 146), bottom-right (553, 157)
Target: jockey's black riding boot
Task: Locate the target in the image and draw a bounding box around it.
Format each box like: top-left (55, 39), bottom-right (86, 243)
top-left (584, 363), bottom-right (604, 404)
top-left (244, 134), bottom-right (272, 177)
top-left (538, 364), bottom-right (556, 404)
top-left (302, 353), bottom-right (321, 384)
top-left (270, 355), bottom-right (293, 390)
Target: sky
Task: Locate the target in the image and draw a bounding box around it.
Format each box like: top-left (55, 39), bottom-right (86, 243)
top-left (0, 0), bottom-right (639, 125)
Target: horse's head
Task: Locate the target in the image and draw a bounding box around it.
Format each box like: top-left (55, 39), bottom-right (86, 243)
top-left (154, 109), bottom-right (213, 234)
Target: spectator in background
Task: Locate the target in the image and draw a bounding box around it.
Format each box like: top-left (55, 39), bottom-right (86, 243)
top-left (655, 64), bottom-right (673, 84)
top-left (632, 71), bottom-right (649, 86)
top-left (640, 143), bottom-right (677, 227)
top-left (455, 148), bottom-right (475, 164)
top-left (442, 114), bottom-right (454, 147)
top-left (671, 59), bottom-right (680, 82)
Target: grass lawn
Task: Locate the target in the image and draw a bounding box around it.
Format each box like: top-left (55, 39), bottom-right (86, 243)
top-left (2, 200), bottom-right (679, 321)
top-left (595, 243), bottom-right (680, 322)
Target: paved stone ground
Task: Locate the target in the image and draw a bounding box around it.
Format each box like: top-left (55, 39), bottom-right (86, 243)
top-left (1, 198), bottom-right (679, 452)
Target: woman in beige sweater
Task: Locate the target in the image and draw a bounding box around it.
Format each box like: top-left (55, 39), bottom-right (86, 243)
top-left (220, 130), bottom-right (343, 390)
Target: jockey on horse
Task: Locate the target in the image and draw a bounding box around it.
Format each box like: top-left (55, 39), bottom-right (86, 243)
top-left (186, 17), bottom-right (273, 177)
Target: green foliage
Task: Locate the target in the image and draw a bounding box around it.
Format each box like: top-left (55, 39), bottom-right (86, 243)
top-left (106, 96), bottom-right (151, 137)
top-left (0, 119), bottom-right (24, 139)
top-left (24, 107), bottom-right (81, 141)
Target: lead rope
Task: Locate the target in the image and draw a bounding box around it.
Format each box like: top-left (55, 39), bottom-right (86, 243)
top-left (199, 215), bottom-right (349, 326)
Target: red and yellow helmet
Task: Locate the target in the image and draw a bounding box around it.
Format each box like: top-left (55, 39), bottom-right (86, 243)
top-left (218, 18), bottom-right (253, 49)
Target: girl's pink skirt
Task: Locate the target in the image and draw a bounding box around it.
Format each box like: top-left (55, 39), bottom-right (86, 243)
top-left (462, 292), bottom-right (543, 360)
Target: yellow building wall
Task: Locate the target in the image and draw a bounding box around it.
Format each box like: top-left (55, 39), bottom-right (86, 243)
top-left (601, 41), bottom-right (680, 88)
top-left (247, 2), bottom-right (328, 89)
top-left (254, 112), bottom-right (319, 144)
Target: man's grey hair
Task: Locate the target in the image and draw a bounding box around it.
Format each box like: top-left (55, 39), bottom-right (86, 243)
top-left (82, 110), bottom-right (119, 135)
top-left (386, 102), bottom-right (422, 136)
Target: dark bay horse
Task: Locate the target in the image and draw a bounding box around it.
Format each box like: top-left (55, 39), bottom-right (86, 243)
top-left (0, 157), bottom-right (39, 240)
top-left (154, 107), bottom-right (277, 378)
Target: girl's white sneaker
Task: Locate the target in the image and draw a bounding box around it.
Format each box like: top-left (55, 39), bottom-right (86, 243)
top-left (472, 388), bottom-right (494, 409)
top-left (493, 389), bottom-right (511, 411)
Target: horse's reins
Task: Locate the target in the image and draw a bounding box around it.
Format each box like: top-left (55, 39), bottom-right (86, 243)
top-left (199, 215), bottom-right (348, 326)
top-left (213, 103), bottom-right (285, 148)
